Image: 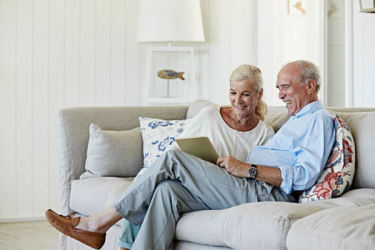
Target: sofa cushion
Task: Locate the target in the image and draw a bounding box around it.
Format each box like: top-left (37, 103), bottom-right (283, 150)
top-left (286, 204), bottom-right (375, 250)
top-left (175, 198), bottom-right (374, 250)
top-left (174, 241), bottom-right (231, 250)
top-left (139, 117), bottom-right (190, 169)
top-left (70, 177), bottom-right (133, 216)
top-left (298, 196), bottom-right (375, 209)
top-left (332, 111), bottom-right (375, 189)
top-left (341, 188), bottom-right (375, 200)
top-left (176, 202), bottom-right (307, 249)
top-left (84, 124), bottom-right (143, 177)
top-left (299, 114), bottom-right (356, 202)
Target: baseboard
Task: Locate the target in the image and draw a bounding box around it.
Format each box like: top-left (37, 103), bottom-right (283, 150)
top-left (0, 216), bottom-right (47, 223)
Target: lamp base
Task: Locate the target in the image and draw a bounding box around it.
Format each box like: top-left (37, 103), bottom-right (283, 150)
top-left (143, 46), bottom-right (199, 104)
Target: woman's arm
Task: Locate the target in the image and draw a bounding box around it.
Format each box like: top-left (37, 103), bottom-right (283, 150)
top-left (217, 156), bottom-right (282, 187)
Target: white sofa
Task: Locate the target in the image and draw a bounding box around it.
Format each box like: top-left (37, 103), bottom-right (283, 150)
top-left (56, 100), bottom-right (375, 250)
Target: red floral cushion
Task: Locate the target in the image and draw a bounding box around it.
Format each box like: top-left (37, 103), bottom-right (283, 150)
top-left (299, 114), bottom-right (356, 203)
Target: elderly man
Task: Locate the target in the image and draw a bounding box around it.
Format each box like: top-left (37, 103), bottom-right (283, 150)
top-left (46, 60), bottom-right (335, 250)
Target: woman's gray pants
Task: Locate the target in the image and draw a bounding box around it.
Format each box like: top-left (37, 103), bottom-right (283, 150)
top-left (113, 150), bottom-right (294, 250)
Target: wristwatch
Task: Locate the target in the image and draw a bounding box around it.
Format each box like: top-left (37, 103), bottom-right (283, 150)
top-left (248, 164), bottom-right (257, 179)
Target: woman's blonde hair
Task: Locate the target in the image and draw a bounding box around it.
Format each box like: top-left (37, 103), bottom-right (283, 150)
top-left (229, 64), bottom-right (268, 120)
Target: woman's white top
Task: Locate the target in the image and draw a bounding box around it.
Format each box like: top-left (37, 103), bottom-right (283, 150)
top-left (177, 106), bottom-right (275, 161)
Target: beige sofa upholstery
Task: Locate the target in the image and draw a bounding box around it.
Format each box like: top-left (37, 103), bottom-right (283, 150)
top-left (56, 101), bottom-right (375, 250)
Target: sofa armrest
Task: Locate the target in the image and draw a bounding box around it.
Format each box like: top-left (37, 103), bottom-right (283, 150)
top-left (56, 105), bottom-right (188, 214)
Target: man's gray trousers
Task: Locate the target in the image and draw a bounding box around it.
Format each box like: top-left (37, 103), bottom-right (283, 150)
top-left (113, 150), bottom-right (294, 250)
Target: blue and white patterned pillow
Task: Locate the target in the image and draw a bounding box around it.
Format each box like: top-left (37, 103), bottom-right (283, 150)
top-left (139, 117), bottom-right (190, 169)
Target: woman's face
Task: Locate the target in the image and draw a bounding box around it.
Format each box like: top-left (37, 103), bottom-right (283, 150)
top-left (229, 80), bottom-right (263, 118)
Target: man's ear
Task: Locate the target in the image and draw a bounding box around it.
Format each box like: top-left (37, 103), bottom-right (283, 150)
top-left (306, 80), bottom-right (317, 94)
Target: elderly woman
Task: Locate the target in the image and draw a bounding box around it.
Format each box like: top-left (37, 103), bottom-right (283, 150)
top-left (46, 65), bottom-right (292, 250)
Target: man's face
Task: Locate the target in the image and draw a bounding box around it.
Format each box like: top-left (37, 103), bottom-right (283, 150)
top-left (276, 64), bottom-right (311, 116)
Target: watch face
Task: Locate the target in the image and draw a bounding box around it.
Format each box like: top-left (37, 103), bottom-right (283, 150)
top-left (248, 167), bottom-right (257, 178)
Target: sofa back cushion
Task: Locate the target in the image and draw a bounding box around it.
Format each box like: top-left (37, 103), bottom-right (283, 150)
top-left (84, 124), bottom-right (143, 177)
top-left (330, 111), bottom-right (375, 189)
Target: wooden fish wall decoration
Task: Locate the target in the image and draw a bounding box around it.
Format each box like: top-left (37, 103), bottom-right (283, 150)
top-left (158, 70), bottom-right (185, 80)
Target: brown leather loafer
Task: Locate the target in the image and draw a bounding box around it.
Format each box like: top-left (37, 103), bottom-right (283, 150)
top-left (45, 209), bottom-right (106, 249)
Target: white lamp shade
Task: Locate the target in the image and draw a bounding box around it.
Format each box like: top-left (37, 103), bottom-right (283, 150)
top-left (136, 0), bottom-right (205, 43)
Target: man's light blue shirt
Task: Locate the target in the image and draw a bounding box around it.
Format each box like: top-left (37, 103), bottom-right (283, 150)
top-left (247, 100), bottom-right (336, 194)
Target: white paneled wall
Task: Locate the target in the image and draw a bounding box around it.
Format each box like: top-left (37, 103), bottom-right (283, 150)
top-left (0, 0), bottom-right (325, 220)
top-left (325, 0), bottom-right (347, 107)
top-left (352, 2), bottom-right (375, 107)
top-left (324, 0), bottom-right (375, 107)
top-left (257, 0), bottom-right (324, 106)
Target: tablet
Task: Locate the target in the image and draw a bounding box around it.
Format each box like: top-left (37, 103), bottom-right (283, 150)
top-left (175, 136), bottom-right (219, 164)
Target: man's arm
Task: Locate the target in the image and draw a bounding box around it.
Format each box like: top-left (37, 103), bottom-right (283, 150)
top-left (216, 156), bottom-right (282, 187)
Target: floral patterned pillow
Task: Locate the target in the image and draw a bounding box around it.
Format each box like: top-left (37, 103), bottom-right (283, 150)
top-left (138, 117), bottom-right (190, 170)
top-left (299, 114), bottom-right (356, 203)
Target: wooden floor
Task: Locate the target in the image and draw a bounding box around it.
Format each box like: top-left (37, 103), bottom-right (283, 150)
top-left (0, 220), bottom-right (59, 250)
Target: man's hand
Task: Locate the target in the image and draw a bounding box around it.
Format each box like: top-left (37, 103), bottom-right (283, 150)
top-left (217, 156), bottom-right (283, 187)
top-left (216, 156), bottom-right (250, 178)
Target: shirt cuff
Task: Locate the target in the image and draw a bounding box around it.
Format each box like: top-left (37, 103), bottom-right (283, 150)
top-left (279, 165), bottom-right (293, 194)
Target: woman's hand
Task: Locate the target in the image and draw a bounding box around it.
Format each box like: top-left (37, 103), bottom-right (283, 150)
top-left (217, 156), bottom-right (250, 178)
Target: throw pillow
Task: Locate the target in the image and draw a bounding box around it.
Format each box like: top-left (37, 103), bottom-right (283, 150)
top-left (84, 124), bottom-right (143, 177)
top-left (139, 117), bottom-right (190, 169)
top-left (299, 114), bottom-right (356, 203)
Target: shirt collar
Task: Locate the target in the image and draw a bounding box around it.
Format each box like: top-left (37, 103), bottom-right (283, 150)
top-left (293, 100), bottom-right (323, 118)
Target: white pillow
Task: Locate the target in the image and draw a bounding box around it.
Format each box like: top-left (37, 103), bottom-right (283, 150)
top-left (139, 117), bottom-right (190, 169)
